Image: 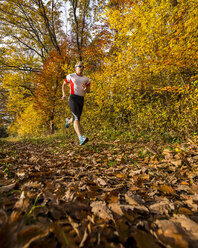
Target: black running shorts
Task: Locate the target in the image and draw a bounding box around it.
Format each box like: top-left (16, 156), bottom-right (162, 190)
top-left (68, 94), bottom-right (84, 121)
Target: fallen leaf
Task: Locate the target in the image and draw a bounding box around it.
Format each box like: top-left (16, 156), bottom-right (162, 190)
top-left (108, 203), bottom-right (123, 216)
top-left (172, 214), bottom-right (198, 241)
top-left (171, 160), bottom-right (182, 166)
top-left (0, 183), bottom-right (16, 193)
top-left (155, 219), bottom-right (188, 248)
top-left (94, 178), bottom-right (107, 186)
top-left (90, 201), bottom-right (113, 221)
top-left (115, 173), bottom-right (127, 178)
top-left (177, 207), bottom-right (193, 215)
top-left (159, 185), bottom-right (175, 195)
top-left (149, 197), bottom-right (175, 215)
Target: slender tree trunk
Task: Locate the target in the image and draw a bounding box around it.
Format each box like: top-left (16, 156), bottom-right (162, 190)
top-left (70, 0), bottom-right (90, 61)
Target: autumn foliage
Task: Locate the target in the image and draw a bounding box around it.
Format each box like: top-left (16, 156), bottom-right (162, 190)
top-left (1, 1), bottom-right (198, 247)
top-left (0, 0), bottom-right (198, 137)
top-left (84, 0), bottom-right (198, 136)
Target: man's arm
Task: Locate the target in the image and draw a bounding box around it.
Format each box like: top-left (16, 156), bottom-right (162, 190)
top-left (62, 81), bottom-right (67, 100)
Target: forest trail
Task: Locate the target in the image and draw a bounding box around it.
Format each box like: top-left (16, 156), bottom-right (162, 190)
top-left (0, 137), bottom-right (198, 248)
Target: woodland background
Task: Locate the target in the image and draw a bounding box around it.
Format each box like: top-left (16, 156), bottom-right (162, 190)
top-left (0, 1), bottom-right (198, 247)
top-left (0, 0), bottom-right (197, 140)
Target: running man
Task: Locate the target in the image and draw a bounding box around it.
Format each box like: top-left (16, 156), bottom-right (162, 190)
top-left (62, 61), bottom-right (90, 145)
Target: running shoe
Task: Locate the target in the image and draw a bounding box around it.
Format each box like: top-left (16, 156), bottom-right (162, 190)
top-left (79, 136), bottom-right (89, 145)
top-left (65, 118), bottom-right (70, 128)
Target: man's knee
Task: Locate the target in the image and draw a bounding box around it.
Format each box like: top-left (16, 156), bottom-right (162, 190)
top-left (72, 112), bottom-right (80, 122)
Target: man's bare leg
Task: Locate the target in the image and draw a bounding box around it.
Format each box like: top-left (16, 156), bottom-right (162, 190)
top-left (68, 118), bottom-right (73, 125)
top-left (73, 120), bottom-right (88, 145)
top-left (73, 120), bottom-right (82, 138)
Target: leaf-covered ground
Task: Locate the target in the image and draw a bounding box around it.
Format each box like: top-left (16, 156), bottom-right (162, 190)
top-left (0, 136), bottom-right (198, 248)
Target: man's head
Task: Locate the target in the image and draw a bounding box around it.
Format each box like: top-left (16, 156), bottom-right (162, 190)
top-left (75, 61), bottom-right (84, 75)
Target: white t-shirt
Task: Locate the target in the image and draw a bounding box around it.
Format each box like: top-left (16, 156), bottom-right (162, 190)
top-left (65, 73), bottom-right (90, 97)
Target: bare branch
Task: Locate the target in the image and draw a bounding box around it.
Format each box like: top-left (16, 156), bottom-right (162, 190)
top-left (11, 35), bottom-right (44, 59)
top-left (38, 0), bottom-right (61, 55)
top-left (0, 62), bottom-right (41, 73)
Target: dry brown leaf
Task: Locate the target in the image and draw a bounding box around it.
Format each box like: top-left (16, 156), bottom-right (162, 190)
top-left (121, 203), bottom-right (149, 215)
top-left (149, 197), bottom-right (174, 215)
top-left (177, 207), bottom-right (193, 215)
top-left (133, 174), bottom-right (150, 186)
top-left (90, 201), bottom-right (113, 221)
top-left (175, 184), bottom-right (190, 193)
top-left (108, 203), bottom-right (123, 216)
top-left (184, 198), bottom-right (198, 212)
top-left (94, 178), bottom-right (107, 186)
top-left (128, 185), bottom-right (140, 191)
top-left (104, 189), bottom-right (121, 203)
top-left (104, 194), bottom-right (118, 204)
top-left (155, 219), bottom-right (188, 248)
top-left (125, 194), bottom-right (140, 206)
top-left (191, 184), bottom-right (198, 193)
top-left (159, 185), bottom-right (175, 195)
top-left (172, 214), bottom-right (198, 241)
top-left (171, 160), bottom-right (182, 166)
top-left (0, 183), bottom-right (16, 193)
top-left (115, 173), bottom-right (127, 178)
top-left (115, 155), bottom-right (125, 163)
top-left (162, 149), bottom-right (173, 160)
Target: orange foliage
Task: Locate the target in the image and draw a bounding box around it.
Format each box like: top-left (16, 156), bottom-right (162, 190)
top-left (34, 44), bottom-right (69, 133)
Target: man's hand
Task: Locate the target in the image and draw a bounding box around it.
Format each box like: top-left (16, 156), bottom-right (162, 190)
top-left (62, 95), bottom-right (67, 100)
top-left (82, 83), bottom-right (90, 93)
top-left (62, 81), bottom-right (67, 100)
top-left (82, 83), bottom-right (87, 91)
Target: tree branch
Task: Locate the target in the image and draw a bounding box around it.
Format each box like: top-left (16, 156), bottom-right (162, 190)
top-left (39, 0), bottom-right (61, 55)
top-left (12, 35), bottom-right (44, 59)
top-left (20, 85), bottom-right (36, 98)
top-left (0, 62), bottom-right (41, 73)
top-left (17, 2), bottom-right (49, 55)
